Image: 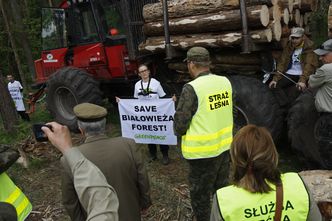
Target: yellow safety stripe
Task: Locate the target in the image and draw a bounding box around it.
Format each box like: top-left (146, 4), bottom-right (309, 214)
top-left (5, 187), bottom-right (20, 204)
top-left (17, 197), bottom-right (29, 216)
top-left (182, 137), bottom-right (232, 153)
top-left (183, 125), bottom-right (233, 141)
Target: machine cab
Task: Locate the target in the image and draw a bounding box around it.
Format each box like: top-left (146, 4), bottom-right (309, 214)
top-left (34, 0), bottom-right (134, 84)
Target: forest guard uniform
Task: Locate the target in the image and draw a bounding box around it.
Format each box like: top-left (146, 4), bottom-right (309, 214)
top-left (0, 172), bottom-right (32, 221)
top-left (181, 74), bottom-right (233, 159)
top-left (216, 172), bottom-right (309, 221)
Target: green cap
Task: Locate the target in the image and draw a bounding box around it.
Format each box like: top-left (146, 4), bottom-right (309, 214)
top-left (185, 47), bottom-right (210, 62)
top-left (73, 103), bottom-right (107, 122)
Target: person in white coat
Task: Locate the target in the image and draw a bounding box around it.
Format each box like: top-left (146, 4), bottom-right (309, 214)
top-left (7, 75), bottom-right (30, 121)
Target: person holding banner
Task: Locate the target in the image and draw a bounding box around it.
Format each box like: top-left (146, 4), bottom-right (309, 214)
top-left (133, 64), bottom-right (171, 165)
top-left (174, 47), bottom-right (233, 221)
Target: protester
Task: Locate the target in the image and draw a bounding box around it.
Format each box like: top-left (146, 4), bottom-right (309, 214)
top-left (61, 103), bottom-right (151, 221)
top-left (269, 27), bottom-right (318, 93)
top-left (174, 47), bottom-right (233, 221)
top-left (308, 39), bottom-right (332, 114)
top-left (133, 64), bottom-right (171, 165)
top-left (42, 122), bottom-right (119, 221)
top-left (210, 124), bottom-right (322, 221)
top-left (7, 74), bottom-right (30, 121)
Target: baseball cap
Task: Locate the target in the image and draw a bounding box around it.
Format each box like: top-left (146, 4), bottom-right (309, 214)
top-left (73, 103), bottom-right (107, 122)
top-left (184, 47), bottom-right (210, 62)
top-left (290, 27), bottom-right (304, 38)
top-left (314, 39), bottom-right (332, 56)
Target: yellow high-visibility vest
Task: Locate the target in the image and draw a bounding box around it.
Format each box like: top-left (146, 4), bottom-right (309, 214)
top-left (181, 74), bottom-right (233, 159)
top-left (0, 172), bottom-right (32, 221)
top-left (216, 172), bottom-right (309, 221)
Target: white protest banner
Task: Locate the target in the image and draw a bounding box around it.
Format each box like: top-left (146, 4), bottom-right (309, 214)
top-left (118, 98), bottom-right (177, 145)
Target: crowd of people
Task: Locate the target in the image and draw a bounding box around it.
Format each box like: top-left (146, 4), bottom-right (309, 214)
top-left (1, 26), bottom-right (331, 221)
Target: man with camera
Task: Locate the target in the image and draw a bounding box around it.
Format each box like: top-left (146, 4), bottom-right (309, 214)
top-left (42, 122), bottom-right (119, 221)
top-left (57, 103), bottom-right (151, 221)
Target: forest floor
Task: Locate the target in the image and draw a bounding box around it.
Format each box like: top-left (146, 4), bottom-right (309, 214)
top-left (6, 120), bottom-right (304, 221)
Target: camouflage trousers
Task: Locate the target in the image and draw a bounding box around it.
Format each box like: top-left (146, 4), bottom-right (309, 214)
top-left (187, 151), bottom-right (230, 221)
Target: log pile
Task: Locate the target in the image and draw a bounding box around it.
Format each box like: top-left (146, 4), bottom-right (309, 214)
top-left (299, 170), bottom-right (332, 220)
top-left (139, 0), bottom-right (318, 74)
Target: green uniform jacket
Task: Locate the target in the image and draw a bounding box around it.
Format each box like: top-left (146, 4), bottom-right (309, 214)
top-left (61, 135), bottom-right (151, 221)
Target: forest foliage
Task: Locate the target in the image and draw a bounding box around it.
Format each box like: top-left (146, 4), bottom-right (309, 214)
top-left (0, 0), bottom-right (63, 85)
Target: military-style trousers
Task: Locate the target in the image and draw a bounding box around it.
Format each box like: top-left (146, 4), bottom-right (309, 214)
top-left (187, 151), bottom-right (230, 221)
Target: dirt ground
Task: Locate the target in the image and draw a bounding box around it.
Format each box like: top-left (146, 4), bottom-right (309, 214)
top-left (6, 123), bottom-right (302, 221)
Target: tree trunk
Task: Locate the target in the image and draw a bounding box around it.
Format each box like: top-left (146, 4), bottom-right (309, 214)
top-left (143, 0), bottom-right (273, 22)
top-left (139, 29), bottom-right (273, 52)
top-left (0, 0), bottom-right (27, 88)
top-left (143, 5), bottom-right (270, 36)
top-left (9, 0), bottom-right (36, 79)
top-left (0, 75), bottom-right (18, 133)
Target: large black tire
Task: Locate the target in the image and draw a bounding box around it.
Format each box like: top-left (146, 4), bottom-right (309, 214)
top-left (288, 91), bottom-right (332, 169)
top-left (46, 67), bottom-right (103, 130)
top-left (315, 114), bottom-right (332, 169)
top-left (228, 75), bottom-right (283, 140)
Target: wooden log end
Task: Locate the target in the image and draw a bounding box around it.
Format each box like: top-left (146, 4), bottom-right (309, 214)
top-left (273, 5), bottom-right (282, 21)
top-left (271, 21), bottom-right (282, 41)
top-left (295, 9), bottom-right (301, 25)
top-left (283, 8), bottom-right (290, 25)
top-left (265, 28), bottom-right (273, 42)
top-left (260, 5), bottom-right (270, 27)
top-left (288, 0), bottom-right (294, 13)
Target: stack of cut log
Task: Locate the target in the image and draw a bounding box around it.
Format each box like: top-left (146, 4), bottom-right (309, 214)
top-left (299, 170), bottom-right (332, 220)
top-left (139, 0), bottom-right (318, 53)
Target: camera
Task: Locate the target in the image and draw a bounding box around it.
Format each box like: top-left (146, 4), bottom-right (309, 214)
top-left (32, 124), bottom-right (52, 142)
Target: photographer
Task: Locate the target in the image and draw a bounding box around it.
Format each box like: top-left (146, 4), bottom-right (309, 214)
top-left (42, 122), bottom-right (119, 221)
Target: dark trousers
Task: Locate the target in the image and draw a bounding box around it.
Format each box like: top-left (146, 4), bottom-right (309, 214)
top-left (277, 74), bottom-right (300, 88)
top-left (17, 111), bottom-right (30, 121)
top-left (148, 144), bottom-right (169, 157)
top-left (188, 151), bottom-right (230, 221)
top-left (273, 74), bottom-right (301, 108)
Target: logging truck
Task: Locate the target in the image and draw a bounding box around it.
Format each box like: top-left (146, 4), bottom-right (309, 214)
top-left (33, 0), bottom-right (331, 168)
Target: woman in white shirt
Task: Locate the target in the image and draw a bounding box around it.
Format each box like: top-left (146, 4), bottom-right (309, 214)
top-left (133, 64), bottom-right (170, 165)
